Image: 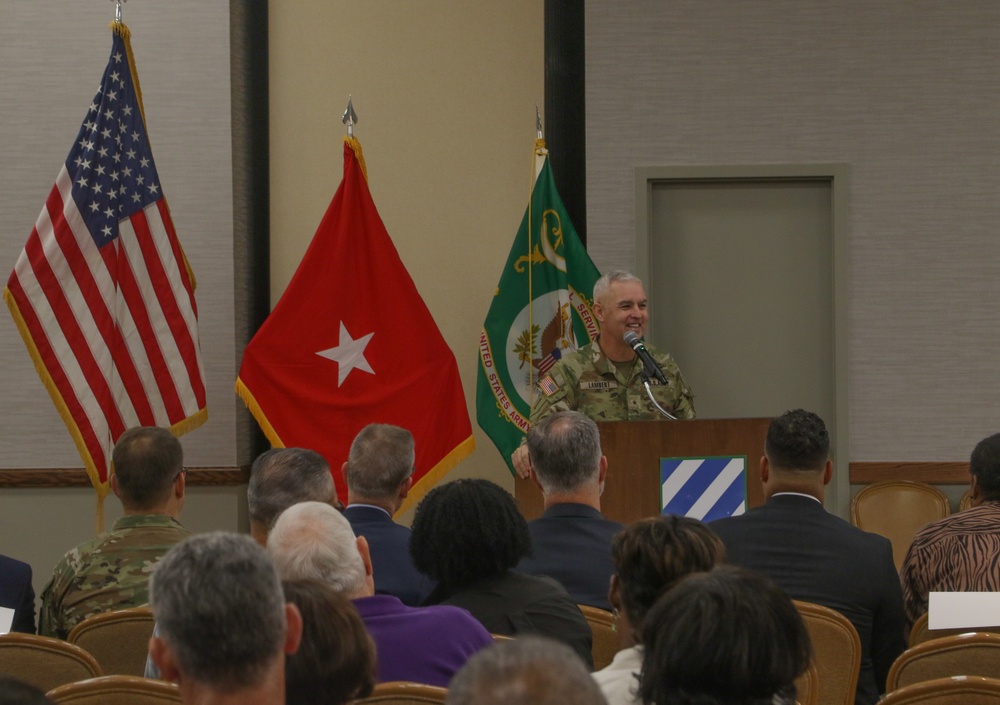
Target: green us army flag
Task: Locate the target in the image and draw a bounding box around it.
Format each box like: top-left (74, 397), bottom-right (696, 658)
top-left (477, 140), bottom-right (601, 474)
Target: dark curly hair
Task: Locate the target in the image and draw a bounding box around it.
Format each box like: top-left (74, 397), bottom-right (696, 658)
top-left (613, 515), bottom-right (725, 632)
top-left (765, 409), bottom-right (829, 472)
top-left (971, 432), bottom-right (1000, 501)
top-left (639, 566), bottom-right (811, 705)
top-left (410, 479), bottom-right (531, 595)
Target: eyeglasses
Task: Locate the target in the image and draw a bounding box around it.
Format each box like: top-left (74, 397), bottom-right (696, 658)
top-left (174, 467), bottom-right (188, 481)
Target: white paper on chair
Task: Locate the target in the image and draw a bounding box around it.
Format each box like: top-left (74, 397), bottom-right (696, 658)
top-left (928, 592), bottom-right (1000, 630)
top-left (0, 606), bottom-right (13, 634)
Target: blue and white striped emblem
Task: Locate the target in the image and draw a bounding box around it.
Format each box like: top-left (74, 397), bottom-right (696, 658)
top-left (660, 456), bottom-right (747, 521)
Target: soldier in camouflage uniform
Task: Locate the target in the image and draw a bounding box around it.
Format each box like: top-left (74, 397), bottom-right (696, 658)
top-left (529, 341), bottom-right (695, 423)
top-left (512, 271), bottom-right (695, 477)
top-left (39, 427), bottom-right (190, 639)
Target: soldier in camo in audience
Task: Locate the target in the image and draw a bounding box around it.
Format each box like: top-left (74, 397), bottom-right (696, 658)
top-left (39, 427), bottom-right (190, 639)
top-left (512, 270), bottom-right (695, 478)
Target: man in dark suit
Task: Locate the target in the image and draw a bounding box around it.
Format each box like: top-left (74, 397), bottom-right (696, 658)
top-left (342, 424), bottom-right (435, 606)
top-left (517, 410), bottom-right (623, 610)
top-left (0, 553), bottom-right (35, 633)
top-left (710, 409), bottom-right (905, 705)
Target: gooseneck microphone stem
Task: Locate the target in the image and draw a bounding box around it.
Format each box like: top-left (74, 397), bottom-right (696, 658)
top-left (623, 331), bottom-right (668, 385)
top-left (641, 372), bottom-right (678, 420)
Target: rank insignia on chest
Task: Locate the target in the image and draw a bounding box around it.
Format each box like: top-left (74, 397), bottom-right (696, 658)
top-left (580, 380), bottom-right (617, 391)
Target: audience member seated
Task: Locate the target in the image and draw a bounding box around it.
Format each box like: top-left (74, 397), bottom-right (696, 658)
top-left (901, 431), bottom-right (1000, 627)
top-left (248, 448), bottom-right (338, 545)
top-left (593, 515), bottom-right (725, 705)
top-left (342, 423), bottom-right (436, 606)
top-left (710, 409), bottom-right (905, 705)
top-left (517, 411), bottom-right (623, 610)
top-left (0, 675), bottom-right (55, 705)
top-left (639, 566), bottom-right (811, 705)
top-left (0, 554), bottom-right (35, 634)
top-left (446, 635), bottom-right (607, 705)
top-left (266, 501), bottom-right (493, 687)
top-left (148, 532), bottom-right (303, 705)
top-left (410, 479), bottom-right (594, 668)
top-left (281, 579), bottom-right (376, 705)
top-left (40, 427), bottom-right (190, 639)
top-left (145, 445), bottom-right (340, 681)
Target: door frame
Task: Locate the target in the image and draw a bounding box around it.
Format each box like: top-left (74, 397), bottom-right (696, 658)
top-left (634, 164), bottom-right (851, 517)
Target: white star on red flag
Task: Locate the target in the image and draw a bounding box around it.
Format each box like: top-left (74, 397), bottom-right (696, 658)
top-left (316, 321), bottom-right (375, 386)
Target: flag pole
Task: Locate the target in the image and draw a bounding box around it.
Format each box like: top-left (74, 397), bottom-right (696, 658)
top-left (341, 96), bottom-right (367, 181)
top-left (342, 96), bottom-right (358, 139)
top-left (111, 0), bottom-right (126, 25)
top-left (527, 108), bottom-right (545, 410)
top-left (98, 0), bottom-right (128, 536)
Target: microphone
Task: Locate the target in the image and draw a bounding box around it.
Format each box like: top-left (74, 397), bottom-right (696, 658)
top-left (624, 331), bottom-right (668, 385)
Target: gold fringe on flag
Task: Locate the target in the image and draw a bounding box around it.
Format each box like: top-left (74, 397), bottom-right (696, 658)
top-left (235, 378), bottom-right (287, 449)
top-left (4, 286), bottom-right (112, 502)
top-left (345, 137), bottom-right (369, 183)
top-left (396, 434), bottom-right (477, 518)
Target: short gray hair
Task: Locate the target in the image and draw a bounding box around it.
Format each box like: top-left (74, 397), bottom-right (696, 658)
top-left (345, 424), bottom-right (415, 499)
top-left (266, 501), bottom-right (368, 596)
top-left (593, 270), bottom-right (642, 306)
top-left (149, 532), bottom-right (286, 690)
top-left (248, 448), bottom-right (334, 530)
top-left (527, 411), bottom-right (602, 494)
top-left (446, 636), bottom-right (605, 705)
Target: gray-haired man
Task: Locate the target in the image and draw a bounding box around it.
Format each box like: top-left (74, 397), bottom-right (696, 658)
top-left (517, 410), bottom-right (622, 610)
top-left (149, 532), bottom-right (302, 705)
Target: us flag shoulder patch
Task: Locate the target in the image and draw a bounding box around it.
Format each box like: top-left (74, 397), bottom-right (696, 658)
top-left (538, 375), bottom-right (559, 396)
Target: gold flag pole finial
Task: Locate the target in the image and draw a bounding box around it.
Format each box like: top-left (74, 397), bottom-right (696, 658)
top-left (536, 104), bottom-right (543, 140)
top-left (111, 0), bottom-right (126, 25)
top-left (342, 96), bottom-right (358, 139)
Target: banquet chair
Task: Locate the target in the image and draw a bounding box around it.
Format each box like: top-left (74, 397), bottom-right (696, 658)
top-left (851, 481), bottom-right (950, 571)
top-left (878, 675), bottom-right (1000, 704)
top-left (793, 600), bottom-right (861, 705)
top-left (794, 660), bottom-right (820, 705)
top-left (908, 612), bottom-right (1000, 647)
top-left (887, 632), bottom-right (1000, 691)
top-left (0, 632), bottom-right (102, 692)
top-left (66, 606), bottom-right (156, 677)
top-left (578, 604), bottom-right (618, 671)
top-left (47, 675), bottom-right (181, 705)
top-left (355, 681), bottom-right (448, 704)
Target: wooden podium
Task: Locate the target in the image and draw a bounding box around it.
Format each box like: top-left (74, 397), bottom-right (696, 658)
top-left (515, 417), bottom-right (773, 525)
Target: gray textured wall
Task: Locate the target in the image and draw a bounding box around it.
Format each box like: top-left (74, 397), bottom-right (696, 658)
top-left (0, 1), bottom-right (242, 611)
top-left (0, 2), bottom-right (237, 469)
top-left (586, 1), bottom-right (1000, 461)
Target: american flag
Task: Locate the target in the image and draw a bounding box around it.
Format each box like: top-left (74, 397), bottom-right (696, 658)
top-left (3, 25), bottom-right (207, 492)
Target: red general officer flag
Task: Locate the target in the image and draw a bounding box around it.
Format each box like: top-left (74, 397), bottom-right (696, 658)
top-left (236, 137), bottom-right (475, 510)
top-left (4, 23), bottom-right (207, 496)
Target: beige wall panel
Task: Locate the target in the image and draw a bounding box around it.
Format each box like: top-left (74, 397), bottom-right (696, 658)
top-left (269, 1), bottom-right (544, 497)
top-left (587, 1), bottom-right (1000, 463)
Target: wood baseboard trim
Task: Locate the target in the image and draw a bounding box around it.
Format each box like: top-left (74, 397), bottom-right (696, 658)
top-left (0, 466), bottom-right (250, 488)
top-left (849, 462), bottom-right (970, 485)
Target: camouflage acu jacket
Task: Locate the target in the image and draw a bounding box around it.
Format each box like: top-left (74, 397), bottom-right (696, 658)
top-left (530, 339), bottom-right (696, 423)
top-left (39, 514), bottom-right (190, 639)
